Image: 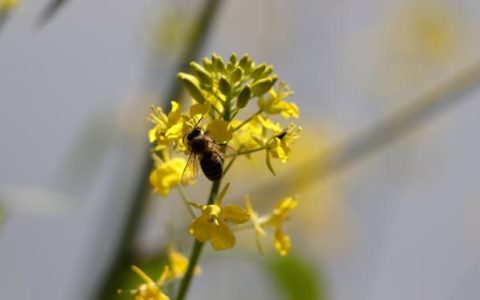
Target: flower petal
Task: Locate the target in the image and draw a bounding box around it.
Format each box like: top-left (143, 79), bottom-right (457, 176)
top-left (210, 222), bottom-right (235, 250)
top-left (274, 227), bottom-right (291, 256)
top-left (222, 204), bottom-right (249, 224)
top-left (188, 215), bottom-right (213, 242)
top-left (206, 119), bottom-right (232, 143)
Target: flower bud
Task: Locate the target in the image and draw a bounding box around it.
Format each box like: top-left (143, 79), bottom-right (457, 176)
top-left (251, 76), bottom-right (278, 97)
top-left (178, 73), bottom-right (207, 104)
top-left (212, 53), bottom-right (226, 72)
top-left (251, 63), bottom-right (267, 80)
top-left (219, 76), bottom-right (231, 96)
top-left (236, 85), bottom-right (251, 108)
top-left (190, 62), bottom-right (212, 86)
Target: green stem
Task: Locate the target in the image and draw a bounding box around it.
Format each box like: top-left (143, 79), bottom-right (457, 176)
top-left (177, 185), bottom-right (197, 218)
top-left (175, 179), bottom-right (222, 300)
top-left (231, 109), bottom-right (262, 132)
top-left (223, 95), bottom-right (232, 121)
top-left (237, 146), bottom-right (267, 156)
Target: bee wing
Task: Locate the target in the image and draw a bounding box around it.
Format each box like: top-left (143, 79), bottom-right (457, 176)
top-left (218, 143), bottom-right (237, 159)
top-left (181, 152), bottom-right (198, 185)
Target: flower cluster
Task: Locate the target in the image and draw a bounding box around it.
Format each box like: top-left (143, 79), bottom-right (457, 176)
top-left (141, 53), bottom-right (301, 299)
top-left (148, 53), bottom-right (301, 194)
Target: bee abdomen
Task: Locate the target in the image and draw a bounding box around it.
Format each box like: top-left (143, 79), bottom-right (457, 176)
top-left (200, 152), bottom-right (223, 181)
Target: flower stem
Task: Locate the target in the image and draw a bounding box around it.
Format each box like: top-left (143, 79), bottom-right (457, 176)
top-left (237, 146), bottom-right (267, 156)
top-left (175, 240), bottom-right (204, 300)
top-left (175, 179), bottom-right (222, 300)
top-left (177, 185), bottom-right (196, 218)
top-left (231, 109), bottom-right (263, 132)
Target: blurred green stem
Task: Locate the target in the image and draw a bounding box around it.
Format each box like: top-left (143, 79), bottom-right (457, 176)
top-left (38, 0), bottom-right (68, 25)
top-left (94, 1), bottom-right (222, 299)
top-left (249, 60), bottom-right (480, 199)
top-left (175, 178), bottom-right (221, 300)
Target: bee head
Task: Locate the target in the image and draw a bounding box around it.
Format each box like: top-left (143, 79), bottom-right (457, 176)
top-left (187, 127), bottom-right (202, 142)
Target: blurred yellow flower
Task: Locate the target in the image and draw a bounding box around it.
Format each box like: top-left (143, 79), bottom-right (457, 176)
top-left (149, 157), bottom-right (188, 196)
top-left (266, 197), bottom-right (298, 256)
top-left (148, 102), bottom-right (183, 148)
top-left (375, 0), bottom-right (469, 101)
top-left (128, 265), bottom-right (170, 300)
top-left (245, 196), bottom-right (297, 256)
top-left (0, 0), bottom-right (19, 12)
top-left (167, 247), bottom-right (201, 279)
top-left (189, 203), bottom-right (249, 250)
top-left (258, 81), bottom-right (299, 119)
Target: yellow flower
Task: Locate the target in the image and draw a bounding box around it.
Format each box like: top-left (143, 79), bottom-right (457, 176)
top-left (267, 124), bottom-right (301, 163)
top-left (231, 115), bottom-right (282, 153)
top-left (166, 247), bottom-right (201, 279)
top-left (267, 197), bottom-right (298, 256)
top-left (246, 196), bottom-right (298, 256)
top-left (127, 265), bottom-right (170, 300)
top-left (206, 119), bottom-right (235, 143)
top-left (149, 157), bottom-right (188, 196)
top-left (0, 0), bottom-right (20, 12)
top-left (148, 102), bottom-right (183, 148)
top-left (189, 100), bottom-right (210, 117)
top-left (189, 203), bottom-right (249, 250)
top-left (258, 81), bottom-right (299, 119)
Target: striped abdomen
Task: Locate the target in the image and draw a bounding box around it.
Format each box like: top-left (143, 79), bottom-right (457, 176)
top-left (200, 152), bottom-right (223, 181)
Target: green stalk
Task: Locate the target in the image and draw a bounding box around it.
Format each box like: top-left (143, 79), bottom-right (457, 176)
top-left (175, 179), bottom-right (222, 300)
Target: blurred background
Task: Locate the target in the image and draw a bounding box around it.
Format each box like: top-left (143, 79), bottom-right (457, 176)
top-left (2, 0), bottom-right (480, 299)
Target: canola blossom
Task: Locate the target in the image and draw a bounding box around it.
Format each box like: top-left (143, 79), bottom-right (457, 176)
top-left (245, 196), bottom-right (298, 256)
top-left (125, 266), bottom-right (171, 300)
top-left (189, 203), bottom-right (249, 250)
top-left (148, 53), bottom-right (302, 194)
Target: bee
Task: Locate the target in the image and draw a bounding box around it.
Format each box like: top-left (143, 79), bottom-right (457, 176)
top-left (182, 127), bottom-right (224, 182)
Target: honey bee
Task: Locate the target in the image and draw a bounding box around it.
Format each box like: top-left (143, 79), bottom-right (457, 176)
top-left (182, 127), bottom-right (224, 182)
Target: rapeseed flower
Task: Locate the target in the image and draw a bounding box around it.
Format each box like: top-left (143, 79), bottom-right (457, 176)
top-left (166, 247), bottom-right (201, 279)
top-left (267, 124), bottom-right (302, 163)
top-left (244, 196), bottom-right (298, 256)
top-left (189, 203), bottom-right (249, 250)
top-left (127, 266), bottom-right (170, 300)
top-left (149, 157), bottom-right (188, 196)
top-left (258, 81), bottom-right (299, 119)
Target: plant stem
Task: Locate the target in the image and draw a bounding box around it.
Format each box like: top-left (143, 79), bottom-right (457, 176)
top-left (237, 146), bottom-right (266, 156)
top-left (177, 185), bottom-right (197, 218)
top-left (175, 179), bottom-right (222, 300)
top-left (231, 109), bottom-right (262, 132)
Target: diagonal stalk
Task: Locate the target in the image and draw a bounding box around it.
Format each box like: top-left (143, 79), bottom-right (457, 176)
top-left (247, 60), bottom-right (480, 200)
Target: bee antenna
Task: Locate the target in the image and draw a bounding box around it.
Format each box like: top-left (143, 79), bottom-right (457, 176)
top-left (193, 114), bottom-right (205, 128)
